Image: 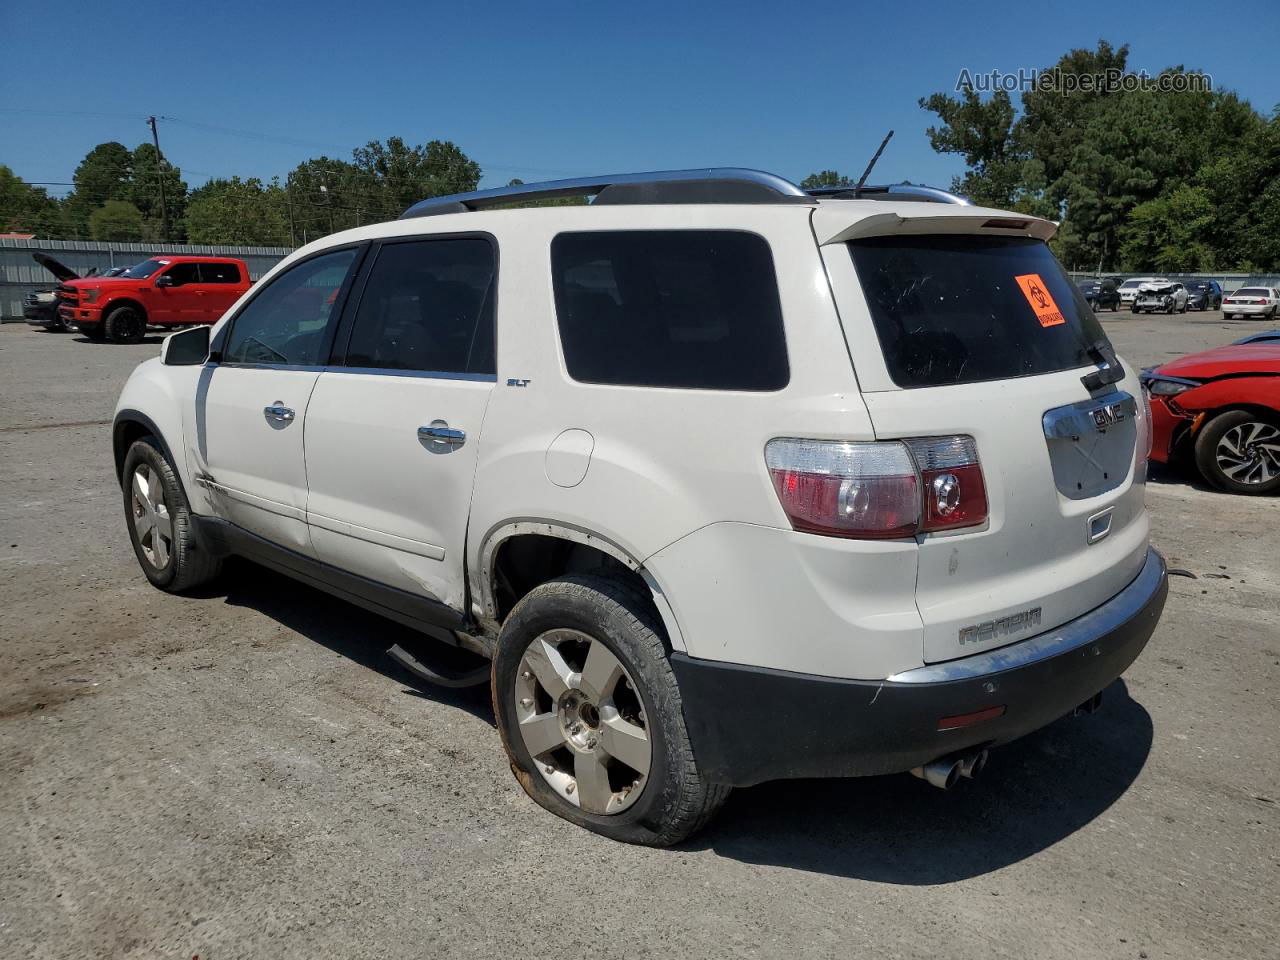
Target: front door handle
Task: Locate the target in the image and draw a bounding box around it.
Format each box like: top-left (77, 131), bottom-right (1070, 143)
top-left (418, 422), bottom-right (465, 446)
top-left (264, 402), bottom-right (295, 423)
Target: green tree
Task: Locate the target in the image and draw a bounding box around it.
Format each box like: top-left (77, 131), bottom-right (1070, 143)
top-left (920, 40), bottom-right (1280, 270)
top-left (128, 142), bottom-right (188, 240)
top-left (1119, 185), bottom-right (1217, 271)
top-left (64, 142), bottom-right (133, 233)
top-left (351, 136), bottom-right (481, 221)
top-left (89, 200), bottom-right (144, 241)
top-left (918, 88), bottom-right (1023, 207)
top-left (800, 170), bottom-right (854, 189)
top-left (185, 177), bottom-right (290, 245)
top-left (0, 166), bottom-right (62, 235)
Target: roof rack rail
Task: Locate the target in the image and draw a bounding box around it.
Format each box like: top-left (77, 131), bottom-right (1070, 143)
top-left (399, 168), bottom-right (813, 219)
top-left (805, 183), bottom-right (972, 205)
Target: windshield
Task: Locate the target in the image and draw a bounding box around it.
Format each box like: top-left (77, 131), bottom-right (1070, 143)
top-left (848, 235), bottom-right (1109, 388)
top-left (1119, 280), bottom-right (1144, 289)
top-left (118, 259), bottom-right (169, 279)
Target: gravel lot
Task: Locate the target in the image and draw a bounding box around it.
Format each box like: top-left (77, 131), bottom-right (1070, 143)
top-left (2, 314), bottom-right (1277, 960)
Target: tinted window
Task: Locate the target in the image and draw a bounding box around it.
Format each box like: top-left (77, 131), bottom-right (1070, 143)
top-left (120, 259), bottom-right (167, 279)
top-left (223, 249), bottom-right (356, 366)
top-left (848, 235), bottom-right (1109, 388)
top-left (343, 239), bottom-right (495, 374)
top-left (551, 231), bottom-right (787, 390)
top-left (201, 261), bottom-right (242, 283)
top-left (161, 263), bottom-right (201, 286)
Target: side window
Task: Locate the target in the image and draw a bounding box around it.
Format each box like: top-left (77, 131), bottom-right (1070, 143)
top-left (343, 238), bottom-right (495, 375)
top-left (161, 263), bottom-right (201, 286)
top-left (222, 249), bottom-right (357, 366)
top-left (551, 230), bottom-right (788, 391)
top-left (201, 261), bottom-right (242, 283)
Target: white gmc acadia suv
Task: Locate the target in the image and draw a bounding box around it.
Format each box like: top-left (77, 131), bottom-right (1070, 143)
top-left (112, 169), bottom-right (1169, 846)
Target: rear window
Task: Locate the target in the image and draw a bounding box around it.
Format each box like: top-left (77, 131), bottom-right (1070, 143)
top-left (1234, 288), bottom-right (1271, 297)
top-left (551, 230), bottom-right (788, 391)
top-left (848, 235), bottom-right (1108, 388)
top-left (201, 261), bottom-right (242, 283)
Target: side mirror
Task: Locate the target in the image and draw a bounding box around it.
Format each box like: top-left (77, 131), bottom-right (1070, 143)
top-left (161, 325), bottom-right (211, 365)
top-left (155, 274), bottom-right (176, 288)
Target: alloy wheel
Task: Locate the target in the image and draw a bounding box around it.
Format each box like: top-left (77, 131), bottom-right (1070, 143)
top-left (514, 629), bottom-right (651, 815)
top-left (131, 463), bottom-right (173, 568)
top-left (1215, 421), bottom-right (1280, 485)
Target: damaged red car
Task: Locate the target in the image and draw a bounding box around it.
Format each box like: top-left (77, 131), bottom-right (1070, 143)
top-left (1140, 332), bottom-right (1280, 495)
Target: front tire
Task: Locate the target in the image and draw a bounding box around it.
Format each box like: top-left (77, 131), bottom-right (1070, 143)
top-left (1194, 411), bottom-right (1280, 495)
top-left (493, 575), bottom-right (729, 846)
top-left (105, 305), bottom-right (146, 344)
top-left (122, 437), bottom-right (223, 590)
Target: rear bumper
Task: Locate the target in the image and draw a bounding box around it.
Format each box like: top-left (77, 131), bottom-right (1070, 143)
top-left (1223, 303), bottom-right (1275, 316)
top-left (671, 547), bottom-right (1167, 787)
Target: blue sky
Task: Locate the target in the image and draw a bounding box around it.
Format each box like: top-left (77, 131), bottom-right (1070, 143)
top-left (3, 0), bottom-right (1278, 199)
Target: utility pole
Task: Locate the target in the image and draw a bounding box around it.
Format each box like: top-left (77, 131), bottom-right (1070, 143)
top-left (286, 186), bottom-right (297, 247)
top-left (147, 116), bottom-right (171, 243)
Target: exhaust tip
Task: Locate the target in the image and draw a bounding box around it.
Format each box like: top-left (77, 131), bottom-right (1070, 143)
top-left (959, 749), bottom-right (989, 780)
top-left (911, 758), bottom-right (962, 790)
top-left (912, 749), bottom-right (989, 789)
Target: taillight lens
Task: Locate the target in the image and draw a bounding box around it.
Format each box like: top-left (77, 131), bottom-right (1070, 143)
top-left (906, 436), bottom-right (988, 533)
top-left (765, 435), bottom-right (988, 540)
top-left (765, 439), bottom-right (919, 539)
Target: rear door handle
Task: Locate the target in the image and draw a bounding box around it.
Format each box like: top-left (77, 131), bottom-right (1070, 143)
top-left (264, 402), bottom-right (295, 423)
top-left (418, 423), bottom-right (465, 446)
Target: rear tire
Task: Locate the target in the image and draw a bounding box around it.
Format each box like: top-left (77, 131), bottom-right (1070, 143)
top-left (122, 437), bottom-right (223, 590)
top-left (493, 575), bottom-right (730, 846)
top-left (1194, 411), bottom-right (1280, 496)
top-left (105, 305), bottom-right (146, 344)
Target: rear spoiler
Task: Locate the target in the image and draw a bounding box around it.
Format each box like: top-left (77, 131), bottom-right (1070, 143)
top-left (812, 204), bottom-right (1057, 245)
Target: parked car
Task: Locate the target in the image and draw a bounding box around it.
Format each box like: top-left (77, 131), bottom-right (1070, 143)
top-left (23, 254), bottom-right (81, 331)
top-left (1132, 280), bottom-right (1188, 314)
top-left (1233, 330), bottom-right (1280, 345)
top-left (1180, 279), bottom-right (1223, 311)
top-left (1117, 277), bottom-right (1164, 306)
top-left (112, 169), bottom-right (1167, 845)
top-left (60, 255), bottom-right (251, 343)
top-left (1142, 339), bottom-right (1280, 494)
top-left (1221, 286), bottom-right (1279, 320)
top-left (1076, 277), bottom-right (1120, 311)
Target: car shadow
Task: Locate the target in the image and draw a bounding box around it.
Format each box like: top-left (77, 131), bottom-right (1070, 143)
top-left (70, 334), bottom-right (166, 345)
top-left (197, 560), bottom-right (1151, 879)
top-left (691, 679), bottom-right (1152, 883)
top-left (209, 559), bottom-right (494, 724)
top-left (1147, 460), bottom-right (1218, 494)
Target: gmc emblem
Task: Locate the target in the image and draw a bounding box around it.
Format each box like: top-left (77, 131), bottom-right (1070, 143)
top-left (1091, 402), bottom-right (1125, 430)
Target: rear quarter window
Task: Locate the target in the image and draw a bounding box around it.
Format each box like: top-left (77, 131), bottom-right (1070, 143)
top-left (551, 230), bottom-right (788, 391)
top-left (848, 235), bottom-right (1108, 388)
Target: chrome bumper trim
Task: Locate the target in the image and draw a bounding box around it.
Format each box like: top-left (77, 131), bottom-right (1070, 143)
top-left (887, 547), bottom-right (1166, 684)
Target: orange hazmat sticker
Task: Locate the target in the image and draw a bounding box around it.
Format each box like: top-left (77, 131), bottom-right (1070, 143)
top-left (1014, 273), bottom-right (1066, 327)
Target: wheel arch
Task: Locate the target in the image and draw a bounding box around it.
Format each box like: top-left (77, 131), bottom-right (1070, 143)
top-left (102, 297), bottom-right (148, 321)
top-left (475, 520), bottom-right (688, 652)
top-left (113, 409), bottom-right (179, 489)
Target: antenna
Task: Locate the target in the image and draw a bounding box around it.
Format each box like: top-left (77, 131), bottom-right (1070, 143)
top-left (854, 130), bottom-right (894, 198)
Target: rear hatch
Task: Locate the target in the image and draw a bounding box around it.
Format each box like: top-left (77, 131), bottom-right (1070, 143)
top-left (826, 224), bottom-right (1149, 664)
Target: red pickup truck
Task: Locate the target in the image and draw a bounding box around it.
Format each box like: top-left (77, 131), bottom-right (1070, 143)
top-left (59, 255), bottom-right (251, 343)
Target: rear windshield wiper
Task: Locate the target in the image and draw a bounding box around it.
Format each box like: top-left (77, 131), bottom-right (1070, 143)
top-left (1082, 338), bottom-right (1125, 391)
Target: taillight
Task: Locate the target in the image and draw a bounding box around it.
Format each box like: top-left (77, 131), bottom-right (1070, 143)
top-left (765, 436), bottom-right (987, 540)
top-left (765, 439), bottom-right (919, 539)
top-left (905, 436), bottom-right (989, 533)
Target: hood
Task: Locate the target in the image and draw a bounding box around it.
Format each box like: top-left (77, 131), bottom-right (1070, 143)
top-left (32, 253), bottom-right (80, 282)
top-left (1138, 282), bottom-right (1175, 293)
top-left (1156, 343), bottom-right (1280, 379)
